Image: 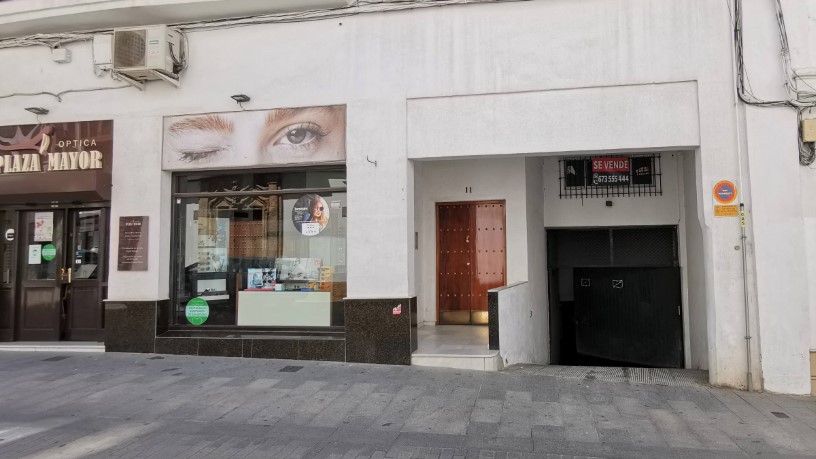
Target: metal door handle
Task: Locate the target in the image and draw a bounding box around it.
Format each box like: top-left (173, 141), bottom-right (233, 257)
top-left (67, 268), bottom-right (72, 284)
top-left (466, 235), bottom-right (470, 243)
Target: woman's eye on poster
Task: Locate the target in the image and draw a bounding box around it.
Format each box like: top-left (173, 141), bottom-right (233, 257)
top-left (163, 105), bottom-right (345, 169)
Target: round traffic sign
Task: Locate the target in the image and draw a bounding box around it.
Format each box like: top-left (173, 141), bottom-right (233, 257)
top-left (713, 180), bottom-right (738, 204)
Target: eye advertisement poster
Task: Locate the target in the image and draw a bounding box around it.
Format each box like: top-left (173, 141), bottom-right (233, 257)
top-left (162, 105), bottom-right (346, 170)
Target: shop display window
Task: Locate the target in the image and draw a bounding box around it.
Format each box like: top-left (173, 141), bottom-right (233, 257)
top-left (171, 169), bottom-right (346, 328)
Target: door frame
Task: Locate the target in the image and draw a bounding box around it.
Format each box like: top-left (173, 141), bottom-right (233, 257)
top-left (64, 207), bottom-right (109, 341)
top-left (2, 202), bottom-right (110, 342)
top-left (435, 200), bottom-right (507, 325)
top-left (14, 209), bottom-right (67, 341)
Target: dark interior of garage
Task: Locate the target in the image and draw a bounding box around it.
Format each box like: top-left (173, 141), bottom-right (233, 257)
top-left (547, 227), bottom-right (684, 368)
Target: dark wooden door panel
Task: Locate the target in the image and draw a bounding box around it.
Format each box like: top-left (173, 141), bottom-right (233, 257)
top-left (437, 201), bottom-right (506, 325)
top-left (65, 208), bottom-right (106, 341)
top-left (0, 210), bottom-right (14, 341)
top-left (473, 202), bottom-right (506, 313)
top-left (438, 204), bottom-right (473, 320)
top-left (19, 286), bottom-right (60, 340)
top-left (66, 283), bottom-right (103, 341)
top-left (16, 210), bottom-right (65, 342)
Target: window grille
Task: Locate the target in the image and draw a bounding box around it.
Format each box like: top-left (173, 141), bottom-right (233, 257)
top-left (558, 154), bottom-right (662, 199)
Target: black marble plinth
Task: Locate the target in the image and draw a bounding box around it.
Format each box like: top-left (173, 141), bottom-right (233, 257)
top-left (104, 300), bottom-right (168, 353)
top-left (345, 297), bottom-right (417, 365)
top-left (199, 338), bottom-right (244, 357)
top-left (106, 298), bottom-right (347, 363)
top-left (249, 338), bottom-right (299, 360)
top-left (488, 291), bottom-right (499, 350)
top-left (155, 336), bottom-right (199, 355)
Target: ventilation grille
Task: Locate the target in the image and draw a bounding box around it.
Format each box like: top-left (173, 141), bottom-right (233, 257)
top-left (114, 30), bottom-right (146, 68)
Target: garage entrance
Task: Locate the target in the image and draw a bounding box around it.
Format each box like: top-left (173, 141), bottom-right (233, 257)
top-left (547, 227), bottom-right (683, 368)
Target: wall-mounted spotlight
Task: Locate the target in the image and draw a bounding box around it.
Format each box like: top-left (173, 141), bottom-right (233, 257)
top-left (25, 107), bottom-right (49, 115)
top-left (231, 94), bottom-right (250, 110)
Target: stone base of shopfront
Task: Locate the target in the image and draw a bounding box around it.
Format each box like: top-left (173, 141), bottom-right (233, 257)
top-left (104, 297), bottom-right (418, 365)
top-left (344, 297), bottom-right (418, 366)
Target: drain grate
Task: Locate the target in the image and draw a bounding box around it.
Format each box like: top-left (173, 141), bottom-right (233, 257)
top-left (279, 366), bottom-right (303, 373)
top-left (772, 412), bottom-right (790, 419)
top-left (41, 356), bottom-right (70, 362)
top-left (161, 367), bottom-right (180, 372)
top-left (148, 356), bottom-right (164, 360)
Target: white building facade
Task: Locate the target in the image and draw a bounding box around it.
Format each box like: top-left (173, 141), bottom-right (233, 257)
top-left (0, 0), bottom-right (814, 396)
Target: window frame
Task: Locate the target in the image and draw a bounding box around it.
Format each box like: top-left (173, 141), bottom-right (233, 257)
top-left (168, 165), bottom-right (347, 331)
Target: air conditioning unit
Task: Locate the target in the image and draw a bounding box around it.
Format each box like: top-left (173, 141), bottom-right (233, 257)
top-left (112, 25), bottom-right (182, 81)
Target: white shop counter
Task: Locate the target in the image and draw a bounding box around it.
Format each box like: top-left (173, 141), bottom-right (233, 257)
top-left (236, 291), bottom-right (331, 327)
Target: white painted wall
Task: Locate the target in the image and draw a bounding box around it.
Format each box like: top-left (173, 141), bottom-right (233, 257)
top-left (744, 107), bottom-right (811, 393)
top-left (523, 157), bottom-right (548, 365)
top-left (681, 152), bottom-right (709, 370)
top-left (407, 83), bottom-right (699, 160)
top-left (541, 154), bottom-right (681, 228)
top-left (0, 0), bottom-right (812, 392)
top-left (496, 282), bottom-right (534, 366)
top-left (109, 117), bottom-right (172, 300)
top-left (413, 157), bottom-right (527, 325)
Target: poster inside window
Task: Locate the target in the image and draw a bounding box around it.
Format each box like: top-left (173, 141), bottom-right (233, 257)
top-left (165, 105), bottom-right (346, 328)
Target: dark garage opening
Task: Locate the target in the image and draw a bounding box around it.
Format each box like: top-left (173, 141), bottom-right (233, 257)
top-left (547, 227), bottom-right (684, 368)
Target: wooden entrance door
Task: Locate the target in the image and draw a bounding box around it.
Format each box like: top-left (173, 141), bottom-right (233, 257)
top-left (14, 208), bottom-right (107, 341)
top-left (16, 210), bottom-right (66, 341)
top-left (64, 209), bottom-right (107, 341)
top-left (437, 201), bottom-right (506, 325)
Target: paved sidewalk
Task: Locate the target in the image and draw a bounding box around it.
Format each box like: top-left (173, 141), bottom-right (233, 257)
top-left (0, 352), bottom-right (814, 458)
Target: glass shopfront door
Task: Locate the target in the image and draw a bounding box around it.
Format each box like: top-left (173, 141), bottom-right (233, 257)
top-left (14, 208), bottom-right (107, 341)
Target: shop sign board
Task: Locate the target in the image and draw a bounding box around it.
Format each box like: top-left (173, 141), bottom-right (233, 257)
top-left (0, 120), bottom-right (112, 175)
top-left (712, 180), bottom-right (739, 217)
top-left (117, 216), bottom-right (149, 271)
top-left (591, 157), bottom-right (631, 186)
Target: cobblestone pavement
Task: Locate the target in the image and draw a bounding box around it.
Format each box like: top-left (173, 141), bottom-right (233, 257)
top-left (0, 352), bottom-right (814, 458)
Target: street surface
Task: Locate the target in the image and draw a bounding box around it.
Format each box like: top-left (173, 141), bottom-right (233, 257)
top-left (0, 352), bottom-right (814, 458)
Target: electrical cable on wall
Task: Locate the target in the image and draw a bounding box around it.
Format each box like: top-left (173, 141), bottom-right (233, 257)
top-left (0, 85), bottom-right (134, 102)
top-left (730, 0), bottom-right (816, 165)
top-left (0, 0), bottom-right (524, 49)
top-left (0, 0), bottom-right (523, 102)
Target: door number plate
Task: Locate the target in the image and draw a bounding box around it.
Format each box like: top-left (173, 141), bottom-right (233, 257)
top-left (580, 278), bottom-right (590, 287)
top-left (612, 279), bottom-right (623, 289)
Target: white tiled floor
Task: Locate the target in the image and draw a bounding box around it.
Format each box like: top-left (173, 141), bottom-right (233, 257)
top-left (414, 324), bottom-right (491, 356)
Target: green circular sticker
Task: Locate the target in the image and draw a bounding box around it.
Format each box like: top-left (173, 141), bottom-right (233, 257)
top-left (41, 244), bottom-right (56, 261)
top-left (185, 297), bottom-right (210, 326)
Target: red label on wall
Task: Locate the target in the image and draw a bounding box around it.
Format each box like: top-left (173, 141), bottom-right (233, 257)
top-left (591, 157), bottom-right (630, 172)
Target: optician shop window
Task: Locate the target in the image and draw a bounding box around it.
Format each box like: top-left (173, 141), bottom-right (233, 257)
top-left (171, 169), bottom-right (347, 328)
top-left (163, 103), bottom-right (347, 329)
